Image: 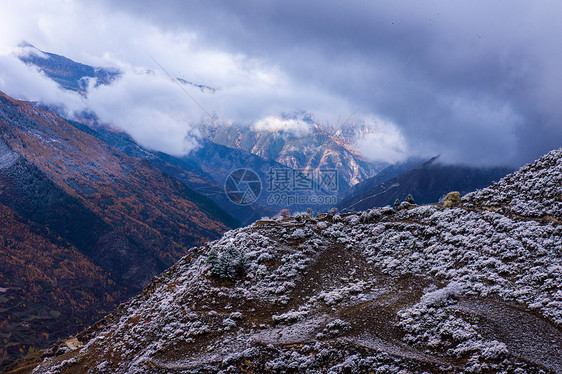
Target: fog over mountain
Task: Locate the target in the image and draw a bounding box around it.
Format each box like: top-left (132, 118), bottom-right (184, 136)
top-left (1, 1), bottom-right (561, 166)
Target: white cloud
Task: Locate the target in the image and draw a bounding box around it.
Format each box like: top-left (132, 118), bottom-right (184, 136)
top-left (0, 0), bottom-right (348, 155)
top-left (355, 117), bottom-right (408, 164)
top-left (86, 68), bottom-right (204, 155)
top-left (0, 54), bottom-right (86, 114)
top-left (254, 115), bottom-right (311, 136)
top-left (0, 0), bottom-right (560, 164)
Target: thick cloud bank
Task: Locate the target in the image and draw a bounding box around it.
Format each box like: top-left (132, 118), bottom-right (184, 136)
top-left (0, 1), bottom-right (561, 165)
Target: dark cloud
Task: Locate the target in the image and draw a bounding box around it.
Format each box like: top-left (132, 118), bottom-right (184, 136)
top-left (1, 1), bottom-right (561, 165)
top-left (74, 0), bottom-right (562, 165)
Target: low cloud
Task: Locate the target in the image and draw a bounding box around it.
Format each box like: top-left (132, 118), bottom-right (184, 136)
top-left (355, 117), bottom-right (408, 164)
top-left (1, 1), bottom-right (561, 166)
top-left (85, 68), bottom-right (201, 155)
top-left (254, 115), bottom-right (311, 136)
top-left (0, 54), bottom-right (85, 114)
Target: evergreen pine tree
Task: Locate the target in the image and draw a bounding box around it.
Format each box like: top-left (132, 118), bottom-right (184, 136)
top-left (405, 193), bottom-right (415, 204)
top-left (207, 247), bottom-right (218, 267)
top-left (209, 243), bottom-right (248, 280)
top-left (394, 199), bottom-right (401, 209)
top-left (217, 252), bottom-right (236, 279)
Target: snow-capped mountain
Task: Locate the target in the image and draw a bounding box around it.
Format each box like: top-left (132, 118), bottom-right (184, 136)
top-left (17, 43), bottom-right (121, 94)
top-left (17, 47), bottom-right (386, 192)
top-left (23, 147), bottom-right (562, 373)
top-left (208, 122), bottom-right (388, 196)
top-left (17, 46), bottom-right (383, 208)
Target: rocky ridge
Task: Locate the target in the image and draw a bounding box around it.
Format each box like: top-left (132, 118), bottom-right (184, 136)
top-left (20, 149), bottom-right (562, 373)
top-left (24, 148), bottom-right (562, 373)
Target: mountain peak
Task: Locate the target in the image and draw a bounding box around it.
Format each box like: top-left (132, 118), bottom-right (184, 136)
top-left (16, 46), bottom-right (121, 93)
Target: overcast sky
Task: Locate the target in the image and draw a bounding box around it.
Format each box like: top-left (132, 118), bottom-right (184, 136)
top-left (0, 1), bottom-right (561, 166)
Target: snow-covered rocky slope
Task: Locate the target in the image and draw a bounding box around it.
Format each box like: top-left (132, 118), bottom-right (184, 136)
top-left (29, 149), bottom-right (562, 373)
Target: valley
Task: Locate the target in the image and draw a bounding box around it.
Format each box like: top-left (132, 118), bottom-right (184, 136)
top-left (1, 19), bottom-right (558, 373)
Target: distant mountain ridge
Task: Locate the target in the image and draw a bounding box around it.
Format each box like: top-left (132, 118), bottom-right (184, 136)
top-left (337, 156), bottom-right (514, 212)
top-left (67, 119), bottom-right (278, 225)
top-left (17, 43), bottom-right (120, 93)
top-left (17, 47), bottom-right (387, 195)
top-left (208, 123), bottom-right (388, 196)
top-left (341, 156), bottom-right (430, 200)
top-left (64, 117), bottom-right (340, 223)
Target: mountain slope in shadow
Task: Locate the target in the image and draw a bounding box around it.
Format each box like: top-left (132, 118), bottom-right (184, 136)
top-left (338, 156), bottom-right (514, 212)
top-left (0, 90), bottom-right (237, 368)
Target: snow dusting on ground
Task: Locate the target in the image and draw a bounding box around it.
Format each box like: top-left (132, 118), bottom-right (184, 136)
top-left (32, 148), bottom-right (562, 373)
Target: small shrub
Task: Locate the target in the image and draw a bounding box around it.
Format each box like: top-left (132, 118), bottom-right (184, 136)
top-left (443, 191), bottom-right (461, 208)
top-left (278, 209), bottom-right (290, 218)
